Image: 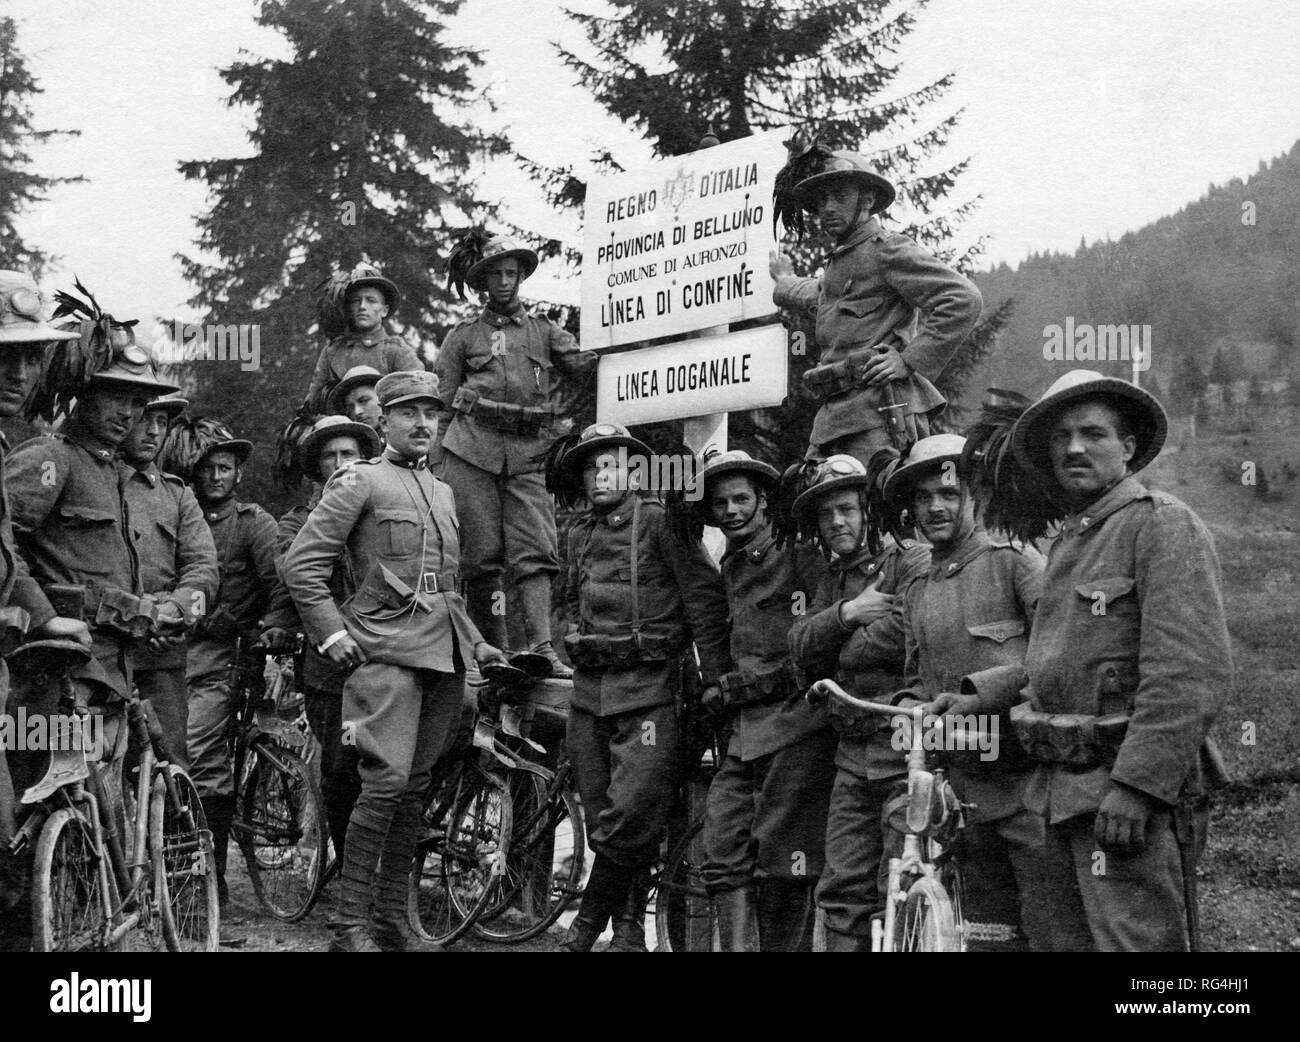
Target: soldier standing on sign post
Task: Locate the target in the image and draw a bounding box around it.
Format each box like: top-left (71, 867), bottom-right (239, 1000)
top-left (881, 433), bottom-right (1049, 951)
top-left (434, 233), bottom-right (596, 677)
top-left (304, 266), bottom-right (423, 413)
top-left (688, 451), bottom-right (834, 951)
top-left (283, 371), bottom-right (508, 952)
top-left (770, 146), bottom-right (982, 462)
top-left (549, 423), bottom-right (730, 952)
top-left (118, 395), bottom-right (219, 767)
top-left (0, 271), bottom-right (94, 926)
top-left (787, 454), bottom-right (930, 951)
top-left (957, 371), bottom-right (1231, 952)
top-left (170, 426), bottom-right (279, 904)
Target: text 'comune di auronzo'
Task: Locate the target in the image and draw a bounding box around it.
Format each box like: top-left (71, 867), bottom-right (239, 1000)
top-left (601, 267), bottom-right (755, 327)
top-left (615, 353), bottom-right (754, 401)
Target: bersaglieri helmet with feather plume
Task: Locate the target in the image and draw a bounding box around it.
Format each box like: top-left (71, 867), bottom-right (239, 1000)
top-left (158, 416), bottom-right (252, 484)
top-left (315, 263), bottom-right (401, 340)
top-left (24, 278), bottom-right (177, 423)
top-left (774, 449), bottom-right (904, 557)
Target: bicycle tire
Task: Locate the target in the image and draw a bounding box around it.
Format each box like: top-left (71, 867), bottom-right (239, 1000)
top-left (893, 874), bottom-right (960, 952)
top-left (473, 763), bottom-right (586, 943)
top-left (31, 807), bottom-right (122, 953)
top-left (653, 816), bottom-right (715, 953)
top-left (235, 741), bottom-right (328, 922)
top-left (151, 765), bottom-right (220, 952)
top-left (408, 767), bottom-right (511, 945)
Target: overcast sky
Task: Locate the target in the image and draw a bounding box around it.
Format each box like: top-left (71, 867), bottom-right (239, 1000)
top-left (8, 0), bottom-right (1300, 323)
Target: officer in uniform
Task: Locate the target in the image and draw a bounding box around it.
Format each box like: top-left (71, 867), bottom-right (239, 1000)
top-left (0, 271), bottom-right (93, 923)
top-left (694, 451), bottom-right (833, 951)
top-left (304, 268), bottom-right (422, 412)
top-left (119, 395), bottom-right (219, 766)
top-left (555, 423), bottom-right (730, 952)
top-left (960, 370), bottom-right (1232, 951)
top-left (769, 152), bottom-right (982, 463)
top-left (788, 455), bottom-right (930, 951)
top-left (882, 434), bottom-right (1048, 950)
top-left (327, 364), bottom-right (384, 437)
top-left (261, 414), bottom-right (381, 861)
top-left (434, 235), bottom-right (596, 676)
top-left (185, 430), bottom-right (280, 902)
top-left (283, 371), bottom-right (507, 952)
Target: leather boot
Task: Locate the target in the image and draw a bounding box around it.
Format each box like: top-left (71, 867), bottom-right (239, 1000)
top-left (200, 794), bottom-right (235, 907)
top-left (714, 887), bottom-right (761, 951)
top-left (606, 865), bottom-right (650, 951)
top-left (757, 880), bottom-right (814, 952)
top-left (371, 798), bottom-right (444, 952)
top-left (330, 806), bottom-right (386, 951)
top-left (466, 578), bottom-right (508, 652)
top-left (562, 854), bottom-right (635, 952)
top-left (518, 575), bottom-right (571, 678)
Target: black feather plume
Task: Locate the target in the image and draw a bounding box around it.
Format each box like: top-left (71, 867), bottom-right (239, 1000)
top-left (158, 416), bottom-right (235, 484)
top-left (960, 389), bottom-right (1064, 545)
top-left (772, 459), bottom-right (822, 550)
top-left (773, 132), bottom-right (837, 241)
top-left (275, 406), bottom-right (318, 490)
top-left (666, 446), bottom-right (714, 547)
top-left (446, 227), bottom-right (493, 301)
top-left (541, 430), bottom-right (584, 510)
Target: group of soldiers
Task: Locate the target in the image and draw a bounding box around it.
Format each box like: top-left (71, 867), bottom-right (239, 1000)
top-left (0, 145), bottom-right (1231, 955)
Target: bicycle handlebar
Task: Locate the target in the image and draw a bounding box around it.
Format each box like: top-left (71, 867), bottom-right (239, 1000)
top-left (808, 679), bottom-right (921, 721)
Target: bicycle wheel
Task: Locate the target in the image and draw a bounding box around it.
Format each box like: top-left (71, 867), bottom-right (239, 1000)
top-left (653, 816), bottom-right (715, 953)
top-left (235, 741), bottom-right (327, 922)
top-left (893, 874), bottom-right (960, 952)
top-left (151, 765), bottom-right (220, 952)
top-left (31, 807), bottom-right (121, 952)
top-left (473, 764), bottom-right (586, 943)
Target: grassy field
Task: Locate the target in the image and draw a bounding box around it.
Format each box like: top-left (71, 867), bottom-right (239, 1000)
top-left (1143, 416), bottom-right (1300, 951)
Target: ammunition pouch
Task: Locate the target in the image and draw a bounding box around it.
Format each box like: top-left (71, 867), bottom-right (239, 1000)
top-left (562, 632), bottom-right (682, 672)
top-left (717, 662), bottom-right (798, 710)
top-left (1010, 702), bottom-right (1130, 768)
top-left (802, 347), bottom-right (878, 401)
top-left (0, 605), bottom-right (32, 658)
top-left (451, 387), bottom-right (551, 436)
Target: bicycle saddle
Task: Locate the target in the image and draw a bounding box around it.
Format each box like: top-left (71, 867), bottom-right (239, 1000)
top-left (6, 638), bottom-right (93, 674)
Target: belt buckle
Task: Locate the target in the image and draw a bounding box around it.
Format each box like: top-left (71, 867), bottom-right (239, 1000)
top-left (419, 572), bottom-right (440, 595)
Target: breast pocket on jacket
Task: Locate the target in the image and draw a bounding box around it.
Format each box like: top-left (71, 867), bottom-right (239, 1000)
top-left (967, 619), bottom-right (1026, 645)
top-left (835, 293), bottom-right (888, 320)
top-left (374, 508), bottom-right (423, 558)
top-left (1074, 576), bottom-right (1138, 621)
top-left (59, 504), bottom-right (117, 529)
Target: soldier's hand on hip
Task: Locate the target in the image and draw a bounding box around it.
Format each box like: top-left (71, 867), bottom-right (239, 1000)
top-left (34, 616), bottom-right (92, 648)
top-left (769, 250), bottom-right (795, 281)
top-left (839, 576), bottom-right (894, 627)
top-left (1094, 781), bottom-right (1154, 854)
top-left (861, 346), bottom-right (908, 386)
top-left (473, 641), bottom-right (508, 670)
top-left (326, 634), bottom-right (366, 669)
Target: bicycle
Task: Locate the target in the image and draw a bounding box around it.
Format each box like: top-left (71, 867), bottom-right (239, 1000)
top-left (10, 638), bottom-right (220, 952)
top-left (809, 679), bottom-right (969, 952)
top-left (228, 637), bottom-right (328, 922)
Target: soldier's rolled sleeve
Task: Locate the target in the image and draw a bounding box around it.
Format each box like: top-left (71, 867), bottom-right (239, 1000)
top-left (659, 526), bottom-right (730, 683)
top-left (772, 274), bottom-right (821, 320)
top-left (283, 473), bottom-right (368, 647)
top-left (879, 238), bottom-right (982, 381)
top-left (168, 486), bottom-right (219, 616)
top-left (1109, 507), bottom-right (1232, 805)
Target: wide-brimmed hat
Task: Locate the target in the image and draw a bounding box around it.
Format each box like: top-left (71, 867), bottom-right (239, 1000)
top-left (465, 236), bottom-right (539, 292)
top-left (88, 343), bottom-right (180, 396)
top-left (0, 271), bottom-right (80, 344)
top-left (1012, 369), bottom-right (1168, 476)
top-left (142, 393), bottom-right (189, 418)
top-left (793, 152), bottom-right (896, 215)
top-left (792, 454), bottom-right (873, 519)
top-left (557, 422), bottom-right (652, 487)
top-left (197, 433), bottom-right (253, 467)
top-left (297, 414), bottom-right (382, 478)
top-left (883, 434), bottom-right (969, 508)
top-left (327, 364), bottom-right (383, 414)
top-left (690, 450), bottom-right (779, 526)
top-left (345, 269), bottom-right (400, 315)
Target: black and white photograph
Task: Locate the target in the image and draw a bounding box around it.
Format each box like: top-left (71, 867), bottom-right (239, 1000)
top-left (0, 0), bottom-right (1294, 1004)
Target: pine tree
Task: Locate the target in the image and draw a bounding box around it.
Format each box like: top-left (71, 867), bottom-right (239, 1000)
top-left (177, 0), bottom-right (506, 509)
top-left (0, 17), bottom-right (83, 276)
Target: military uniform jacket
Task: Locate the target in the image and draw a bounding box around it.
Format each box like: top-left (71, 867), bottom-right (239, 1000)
top-left (122, 462), bottom-right (220, 670)
top-left (305, 330), bottom-right (422, 407)
top-left (899, 526), bottom-right (1044, 821)
top-left (0, 434), bottom-right (57, 704)
top-left (964, 477), bottom-right (1233, 824)
top-left (434, 305), bottom-right (595, 475)
top-left (199, 498), bottom-right (279, 637)
top-left (772, 216), bottom-right (982, 446)
top-left (720, 531), bottom-right (829, 761)
top-left (283, 454), bottom-right (482, 673)
top-left (789, 536), bottom-right (930, 779)
top-left (564, 495), bottom-right (730, 717)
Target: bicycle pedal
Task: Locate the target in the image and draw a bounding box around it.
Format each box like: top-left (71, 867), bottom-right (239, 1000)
top-left (20, 749), bottom-right (89, 804)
